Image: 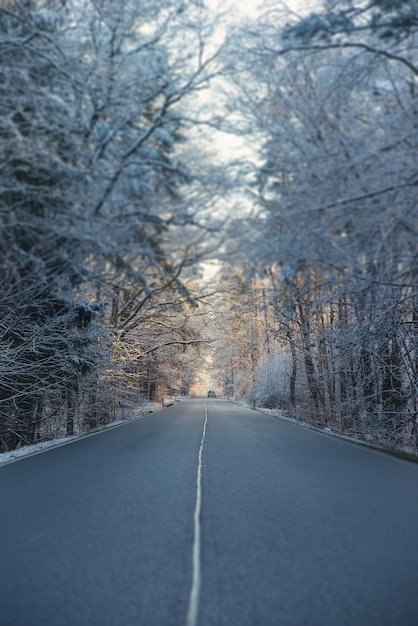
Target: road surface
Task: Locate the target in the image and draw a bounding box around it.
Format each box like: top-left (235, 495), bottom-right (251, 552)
top-left (1, 398), bottom-right (418, 625)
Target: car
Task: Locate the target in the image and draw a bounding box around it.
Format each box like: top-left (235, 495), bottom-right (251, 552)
top-left (207, 390), bottom-right (217, 398)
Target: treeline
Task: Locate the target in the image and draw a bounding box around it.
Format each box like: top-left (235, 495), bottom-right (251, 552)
top-left (213, 0), bottom-right (418, 453)
top-left (3, 0), bottom-right (417, 455)
top-left (0, 0), bottom-right (219, 451)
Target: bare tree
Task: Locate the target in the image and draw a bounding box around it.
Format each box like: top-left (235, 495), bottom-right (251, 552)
top-left (0, 0), bottom-right (223, 450)
top-left (221, 1), bottom-right (418, 451)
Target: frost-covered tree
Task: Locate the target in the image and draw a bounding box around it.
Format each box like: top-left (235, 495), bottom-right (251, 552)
top-left (0, 0), bottom-right (222, 450)
top-left (224, 1), bottom-right (418, 450)
top-left (208, 266), bottom-right (277, 402)
top-left (0, 1), bottom-right (105, 448)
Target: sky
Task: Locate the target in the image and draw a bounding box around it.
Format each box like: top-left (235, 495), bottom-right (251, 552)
top-left (196, 0), bottom-right (323, 279)
top-left (198, 1), bottom-right (316, 170)
top-left (206, 0), bottom-right (321, 19)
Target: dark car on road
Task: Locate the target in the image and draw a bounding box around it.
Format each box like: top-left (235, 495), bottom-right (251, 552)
top-left (207, 390), bottom-right (217, 398)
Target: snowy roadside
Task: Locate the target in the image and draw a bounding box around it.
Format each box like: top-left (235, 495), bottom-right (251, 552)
top-left (235, 399), bottom-right (418, 462)
top-left (0, 401), bottom-right (169, 467)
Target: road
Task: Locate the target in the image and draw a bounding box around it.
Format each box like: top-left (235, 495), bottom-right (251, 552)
top-left (1, 399), bottom-right (418, 626)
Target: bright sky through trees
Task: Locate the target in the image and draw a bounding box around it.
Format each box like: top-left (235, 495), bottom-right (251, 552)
top-left (206, 0), bottom-right (321, 19)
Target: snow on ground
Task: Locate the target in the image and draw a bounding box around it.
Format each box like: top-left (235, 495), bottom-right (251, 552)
top-left (0, 401), bottom-right (167, 467)
top-left (3, 397), bottom-right (415, 466)
top-left (237, 400), bottom-right (418, 460)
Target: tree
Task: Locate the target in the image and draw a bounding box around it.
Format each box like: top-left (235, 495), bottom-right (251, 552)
top-left (222, 1), bottom-right (418, 450)
top-left (0, 0), bottom-right (223, 450)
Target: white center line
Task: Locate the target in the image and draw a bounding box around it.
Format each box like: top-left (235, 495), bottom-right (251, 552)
top-left (186, 401), bottom-right (208, 626)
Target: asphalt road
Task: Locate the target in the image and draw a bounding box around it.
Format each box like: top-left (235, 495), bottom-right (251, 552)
top-left (1, 399), bottom-right (418, 626)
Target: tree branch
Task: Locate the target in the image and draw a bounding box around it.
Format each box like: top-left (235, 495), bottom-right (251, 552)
top-left (267, 41), bottom-right (418, 76)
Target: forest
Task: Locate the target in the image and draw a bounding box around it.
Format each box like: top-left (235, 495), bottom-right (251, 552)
top-left (1, 0), bottom-right (417, 455)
